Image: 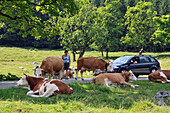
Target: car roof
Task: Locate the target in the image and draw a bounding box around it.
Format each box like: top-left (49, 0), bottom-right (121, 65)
top-left (123, 55), bottom-right (154, 57)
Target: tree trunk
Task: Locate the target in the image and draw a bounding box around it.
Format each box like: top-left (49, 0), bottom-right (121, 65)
top-left (79, 47), bottom-right (86, 58)
top-left (106, 48), bottom-right (109, 59)
top-left (72, 51), bottom-right (76, 62)
top-left (101, 49), bottom-right (104, 56)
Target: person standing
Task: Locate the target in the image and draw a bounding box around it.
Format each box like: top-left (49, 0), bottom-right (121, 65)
top-left (62, 50), bottom-right (71, 78)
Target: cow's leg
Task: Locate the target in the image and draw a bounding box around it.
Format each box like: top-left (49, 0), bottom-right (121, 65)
top-left (148, 75), bottom-right (159, 83)
top-left (80, 70), bottom-right (84, 80)
top-left (159, 76), bottom-right (169, 83)
top-left (75, 70), bottom-right (79, 80)
top-left (50, 71), bottom-right (55, 80)
top-left (59, 70), bottom-right (62, 80)
top-left (120, 81), bottom-right (135, 88)
top-left (27, 90), bottom-right (39, 96)
top-left (38, 85), bottom-right (59, 97)
top-left (104, 78), bottom-right (112, 87)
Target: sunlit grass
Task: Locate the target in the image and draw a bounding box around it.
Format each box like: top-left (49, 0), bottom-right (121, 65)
top-left (0, 81), bottom-right (169, 112)
top-left (0, 47), bottom-right (170, 78)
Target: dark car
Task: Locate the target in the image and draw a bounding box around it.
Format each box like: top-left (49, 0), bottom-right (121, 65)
top-left (112, 55), bottom-right (161, 77)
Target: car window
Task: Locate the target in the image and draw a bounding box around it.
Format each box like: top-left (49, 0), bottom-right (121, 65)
top-left (113, 56), bottom-right (133, 64)
top-left (139, 57), bottom-right (150, 63)
top-left (150, 57), bottom-right (156, 62)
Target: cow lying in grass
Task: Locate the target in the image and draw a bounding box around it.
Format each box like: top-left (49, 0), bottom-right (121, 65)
top-left (148, 70), bottom-right (170, 83)
top-left (92, 70), bottom-right (138, 88)
top-left (16, 74), bottom-right (73, 97)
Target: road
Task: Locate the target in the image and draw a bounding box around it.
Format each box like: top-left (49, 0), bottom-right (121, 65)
top-left (0, 77), bottom-right (148, 89)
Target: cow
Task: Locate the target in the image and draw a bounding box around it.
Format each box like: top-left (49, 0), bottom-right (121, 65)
top-left (61, 67), bottom-right (75, 79)
top-left (148, 70), bottom-right (170, 83)
top-left (35, 57), bottom-right (64, 79)
top-left (75, 57), bottom-right (114, 80)
top-left (92, 70), bottom-right (138, 88)
top-left (16, 74), bottom-right (73, 97)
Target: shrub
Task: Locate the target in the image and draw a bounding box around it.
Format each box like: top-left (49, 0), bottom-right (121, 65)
top-left (0, 73), bottom-right (21, 81)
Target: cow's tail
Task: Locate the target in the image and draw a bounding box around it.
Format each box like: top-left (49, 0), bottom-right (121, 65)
top-left (92, 78), bottom-right (96, 85)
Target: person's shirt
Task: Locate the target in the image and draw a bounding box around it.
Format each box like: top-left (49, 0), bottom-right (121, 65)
top-left (63, 55), bottom-right (70, 63)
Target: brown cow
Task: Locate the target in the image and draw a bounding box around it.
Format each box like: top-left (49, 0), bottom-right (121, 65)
top-left (35, 57), bottom-right (64, 79)
top-left (92, 70), bottom-right (138, 88)
top-left (148, 70), bottom-right (170, 83)
top-left (75, 57), bottom-right (114, 80)
top-left (16, 74), bottom-right (73, 97)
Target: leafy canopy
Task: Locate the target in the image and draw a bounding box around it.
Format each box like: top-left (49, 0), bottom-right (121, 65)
top-left (121, 1), bottom-right (157, 49)
top-left (0, 0), bottom-right (78, 39)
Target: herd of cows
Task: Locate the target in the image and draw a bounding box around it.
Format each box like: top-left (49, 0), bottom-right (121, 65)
top-left (16, 57), bottom-right (170, 97)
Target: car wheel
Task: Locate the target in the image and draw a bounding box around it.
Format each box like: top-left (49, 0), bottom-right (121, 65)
top-left (151, 68), bottom-right (157, 73)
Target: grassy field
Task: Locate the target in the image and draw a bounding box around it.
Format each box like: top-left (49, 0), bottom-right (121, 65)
top-left (0, 81), bottom-right (170, 112)
top-left (0, 47), bottom-right (170, 78)
top-left (0, 47), bottom-right (170, 112)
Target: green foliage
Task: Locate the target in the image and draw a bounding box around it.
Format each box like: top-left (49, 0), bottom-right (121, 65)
top-left (93, 0), bottom-right (124, 54)
top-left (0, 0), bottom-right (78, 39)
top-left (0, 73), bottom-right (21, 81)
top-left (121, 1), bottom-right (157, 51)
top-left (152, 15), bottom-right (170, 45)
top-left (58, 2), bottom-right (98, 57)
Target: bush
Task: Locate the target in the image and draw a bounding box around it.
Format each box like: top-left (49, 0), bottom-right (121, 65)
top-left (0, 73), bottom-right (21, 81)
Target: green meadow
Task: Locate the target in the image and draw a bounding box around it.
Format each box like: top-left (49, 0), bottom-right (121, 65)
top-left (0, 47), bottom-right (170, 112)
top-left (0, 47), bottom-right (170, 77)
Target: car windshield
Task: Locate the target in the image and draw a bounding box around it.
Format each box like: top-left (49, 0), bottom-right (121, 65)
top-left (113, 56), bottom-right (133, 64)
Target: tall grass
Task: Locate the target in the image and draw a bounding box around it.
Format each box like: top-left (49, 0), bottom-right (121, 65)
top-left (0, 47), bottom-right (170, 78)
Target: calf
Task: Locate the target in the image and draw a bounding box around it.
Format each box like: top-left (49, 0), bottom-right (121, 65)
top-left (16, 74), bottom-right (73, 97)
top-left (92, 70), bottom-right (138, 88)
top-left (61, 67), bottom-right (75, 79)
top-left (148, 70), bottom-right (170, 83)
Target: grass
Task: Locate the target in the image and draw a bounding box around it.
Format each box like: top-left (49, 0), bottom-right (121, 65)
top-left (0, 47), bottom-right (170, 112)
top-left (0, 81), bottom-right (170, 112)
top-left (0, 47), bottom-right (170, 78)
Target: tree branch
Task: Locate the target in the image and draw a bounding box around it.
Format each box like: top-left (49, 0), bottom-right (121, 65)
top-left (0, 12), bottom-right (23, 20)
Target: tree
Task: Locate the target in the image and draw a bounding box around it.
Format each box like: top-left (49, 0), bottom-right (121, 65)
top-left (58, 2), bottom-right (98, 60)
top-left (121, 1), bottom-right (157, 51)
top-left (151, 15), bottom-right (170, 51)
top-left (0, 0), bottom-right (78, 39)
top-left (92, 0), bottom-right (124, 58)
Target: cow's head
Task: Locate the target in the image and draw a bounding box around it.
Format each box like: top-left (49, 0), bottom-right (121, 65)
top-left (69, 67), bottom-right (75, 74)
top-left (16, 73), bottom-right (29, 86)
top-left (107, 61), bottom-right (114, 72)
top-left (35, 67), bottom-right (43, 78)
top-left (128, 70), bottom-right (137, 81)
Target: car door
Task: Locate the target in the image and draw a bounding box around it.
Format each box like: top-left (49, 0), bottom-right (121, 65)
top-left (127, 57), bottom-right (141, 74)
top-left (137, 56), bottom-right (152, 74)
